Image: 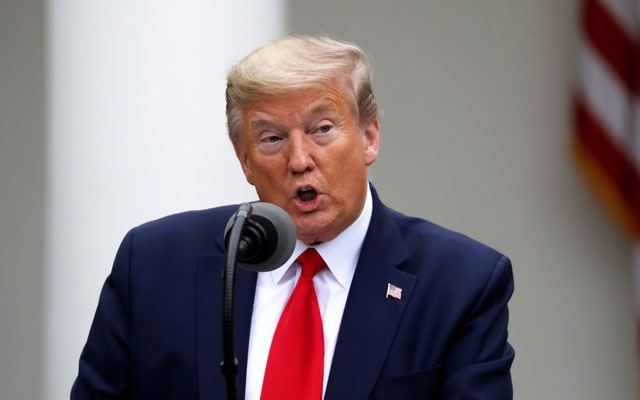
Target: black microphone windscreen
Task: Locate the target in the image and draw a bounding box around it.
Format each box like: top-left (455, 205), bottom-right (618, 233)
top-left (224, 202), bottom-right (296, 272)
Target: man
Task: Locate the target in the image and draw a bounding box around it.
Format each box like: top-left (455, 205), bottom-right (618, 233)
top-left (72, 36), bottom-right (515, 399)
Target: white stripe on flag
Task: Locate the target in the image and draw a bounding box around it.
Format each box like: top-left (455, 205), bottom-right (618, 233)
top-left (578, 40), bottom-right (633, 148)
top-left (599, 0), bottom-right (640, 36)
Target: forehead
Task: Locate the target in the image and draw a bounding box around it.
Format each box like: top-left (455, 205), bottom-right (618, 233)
top-left (245, 85), bottom-right (354, 126)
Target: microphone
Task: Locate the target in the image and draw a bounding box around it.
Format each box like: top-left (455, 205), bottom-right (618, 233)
top-left (224, 202), bottom-right (296, 272)
top-left (221, 202), bottom-right (295, 398)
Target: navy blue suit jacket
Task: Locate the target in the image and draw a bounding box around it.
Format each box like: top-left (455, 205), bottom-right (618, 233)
top-left (72, 187), bottom-right (514, 399)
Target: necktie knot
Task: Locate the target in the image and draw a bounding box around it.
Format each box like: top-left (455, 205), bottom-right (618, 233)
top-left (296, 248), bottom-right (326, 278)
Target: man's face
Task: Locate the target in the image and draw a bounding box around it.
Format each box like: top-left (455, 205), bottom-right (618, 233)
top-left (233, 84), bottom-right (380, 245)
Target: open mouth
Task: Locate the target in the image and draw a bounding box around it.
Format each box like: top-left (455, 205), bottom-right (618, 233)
top-left (297, 187), bottom-right (318, 202)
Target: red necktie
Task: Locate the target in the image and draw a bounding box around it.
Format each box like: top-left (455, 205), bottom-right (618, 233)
top-left (261, 248), bottom-right (326, 400)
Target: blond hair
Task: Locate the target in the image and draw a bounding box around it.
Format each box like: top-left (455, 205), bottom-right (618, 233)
top-left (225, 36), bottom-right (380, 142)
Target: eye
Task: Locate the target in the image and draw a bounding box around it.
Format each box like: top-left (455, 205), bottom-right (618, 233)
top-left (316, 124), bottom-right (333, 134)
top-left (260, 134), bottom-right (283, 144)
top-left (308, 120), bottom-right (338, 145)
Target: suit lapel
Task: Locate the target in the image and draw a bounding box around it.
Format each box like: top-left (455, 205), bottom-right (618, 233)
top-left (197, 233), bottom-right (257, 399)
top-left (325, 193), bottom-right (417, 399)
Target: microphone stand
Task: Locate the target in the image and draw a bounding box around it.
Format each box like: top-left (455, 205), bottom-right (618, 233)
top-left (221, 203), bottom-right (252, 400)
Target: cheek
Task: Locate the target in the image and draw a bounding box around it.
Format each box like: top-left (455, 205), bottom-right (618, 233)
top-left (246, 157), bottom-right (284, 187)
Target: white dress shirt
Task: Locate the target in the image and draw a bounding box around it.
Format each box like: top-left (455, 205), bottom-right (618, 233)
top-left (245, 186), bottom-right (373, 400)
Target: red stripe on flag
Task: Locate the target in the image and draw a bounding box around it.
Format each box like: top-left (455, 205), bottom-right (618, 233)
top-left (583, 0), bottom-right (640, 94)
top-left (575, 97), bottom-right (640, 232)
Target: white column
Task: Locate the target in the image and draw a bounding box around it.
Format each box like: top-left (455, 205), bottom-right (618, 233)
top-left (43, 1), bottom-right (285, 398)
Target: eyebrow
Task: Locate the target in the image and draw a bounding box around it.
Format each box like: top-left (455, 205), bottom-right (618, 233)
top-left (248, 112), bottom-right (282, 131)
top-left (306, 101), bottom-right (340, 120)
top-left (247, 99), bottom-right (342, 131)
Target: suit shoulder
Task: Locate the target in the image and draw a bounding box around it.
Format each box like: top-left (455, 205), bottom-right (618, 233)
top-left (380, 206), bottom-right (514, 314)
top-left (124, 205), bottom-right (239, 247)
top-left (135, 205), bottom-right (238, 231)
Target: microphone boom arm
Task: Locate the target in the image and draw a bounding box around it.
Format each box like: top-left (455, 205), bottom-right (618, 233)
top-left (221, 203), bottom-right (252, 400)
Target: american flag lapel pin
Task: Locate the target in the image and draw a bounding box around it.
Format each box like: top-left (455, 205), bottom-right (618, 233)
top-left (386, 283), bottom-right (402, 300)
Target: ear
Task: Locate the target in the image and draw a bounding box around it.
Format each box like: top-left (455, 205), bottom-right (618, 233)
top-left (362, 119), bottom-right (380, 166)
top-left (233, 139), bottom-right (255, 186)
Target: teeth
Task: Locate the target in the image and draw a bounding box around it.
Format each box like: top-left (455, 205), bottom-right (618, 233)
top-left (298, 188), bottom-right (317, 202)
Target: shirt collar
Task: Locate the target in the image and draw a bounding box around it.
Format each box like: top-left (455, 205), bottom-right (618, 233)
top-left (268, 184), bottom-right (373, 288)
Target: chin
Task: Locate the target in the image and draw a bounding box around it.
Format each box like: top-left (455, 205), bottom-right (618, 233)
top-left (295, 225), bottom-right (326, 244)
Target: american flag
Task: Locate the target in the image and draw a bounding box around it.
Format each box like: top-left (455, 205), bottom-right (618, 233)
top-left (574, 0), bottom-right (640, 356)
top-left (386, 283), bottom-right (402, 300)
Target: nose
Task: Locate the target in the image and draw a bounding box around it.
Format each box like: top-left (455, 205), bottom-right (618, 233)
top-left (287, 131), bottom-right (314, 173)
